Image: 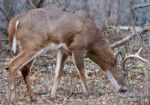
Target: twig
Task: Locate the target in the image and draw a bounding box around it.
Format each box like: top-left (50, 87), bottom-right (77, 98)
top-left (29, 0), bottom-right (44, 9)
top-left (117, 94), bottom-right (150, 99)
top-left (37, 0), bottom-right (44, 8)
top-left (0, 7), bottom-right (9, 22)
top-left (65, 91), bottom-right (100, 99)
top-left (29, 0), bottom-right (36, 9)
top-left (0, 25), bottom-right (8, 35)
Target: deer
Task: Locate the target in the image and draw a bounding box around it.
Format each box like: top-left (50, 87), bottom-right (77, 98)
top-left (7, 5), bottom-right (149, 105)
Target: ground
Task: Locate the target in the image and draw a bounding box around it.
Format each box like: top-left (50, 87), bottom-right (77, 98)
top-left (0, 50), bottom-right (149, 105)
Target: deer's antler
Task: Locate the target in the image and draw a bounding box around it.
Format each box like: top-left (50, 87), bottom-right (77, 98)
top-left (122, 47), bottom-right (149, 70)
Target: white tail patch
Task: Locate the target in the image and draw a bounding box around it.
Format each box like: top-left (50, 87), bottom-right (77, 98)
top-left (12, 20), bottom-right (19, 54)
top-left (15, 20), bottom-right (19, 30)
top-left (12, 35), bottom-right (17, 53)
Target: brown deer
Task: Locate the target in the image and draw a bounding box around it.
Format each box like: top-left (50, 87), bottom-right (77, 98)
top-left (8, 5), bottom-right (147, 105)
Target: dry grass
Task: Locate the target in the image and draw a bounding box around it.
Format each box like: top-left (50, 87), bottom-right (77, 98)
top-left (0, 49), bottom-right (149, 105)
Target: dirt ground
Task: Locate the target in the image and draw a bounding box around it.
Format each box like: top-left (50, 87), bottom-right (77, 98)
top-left (0, 50), bottom-right (149, 105)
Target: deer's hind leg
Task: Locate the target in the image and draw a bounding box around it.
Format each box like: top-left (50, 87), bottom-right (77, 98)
top-left (21, 59), bottom-right (36, 101)
top-left (8, 49), bottom-right (41, 104)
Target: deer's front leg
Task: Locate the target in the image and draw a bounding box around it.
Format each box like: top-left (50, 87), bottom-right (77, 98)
top-left (21, 59), bottom-right (36, 102)
top-left (51, 50), bottom-right (68, 98)
top-left (72, 50), bottom-right (89, 95)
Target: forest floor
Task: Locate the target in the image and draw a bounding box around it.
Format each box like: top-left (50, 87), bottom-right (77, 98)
top-left (0, 49), bottom-right (149, 105)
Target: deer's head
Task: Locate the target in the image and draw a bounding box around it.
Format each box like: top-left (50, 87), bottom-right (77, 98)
top-left (107, 48), bottom-right (149, 92)
top-left (106, 51), bottom-right (127, 92)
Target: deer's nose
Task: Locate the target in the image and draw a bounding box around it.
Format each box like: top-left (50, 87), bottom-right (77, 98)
top-left (118, 86), bottom-right (127, 93)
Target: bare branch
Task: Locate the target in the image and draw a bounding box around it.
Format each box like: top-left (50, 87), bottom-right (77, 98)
top-left (132, 3), bottom-right (150, 10)
top-left (131, 2), bottom-right (150, 57)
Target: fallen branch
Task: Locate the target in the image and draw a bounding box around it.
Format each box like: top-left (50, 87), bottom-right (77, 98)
top-left (110, 26), bottom-right (150, 48)
top-left (140, 26), bottom-right (150, 34)
top-left (110, 33), bottom-right (135, 48)
top-left (104, 26), bottom-right (142, 31)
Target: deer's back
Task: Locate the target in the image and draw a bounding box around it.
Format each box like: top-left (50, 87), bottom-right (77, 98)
top-left (13, 6), bottom-right (102, 48)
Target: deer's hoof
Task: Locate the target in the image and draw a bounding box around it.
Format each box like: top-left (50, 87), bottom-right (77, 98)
top-left (118, 86), bottom-right (127, 93)
top-left (84, 91), bottom-right (90, 97)
top-left (51, 94), bottom-right (57, 99)
top-left (31, 94), bottom-right (37, 102)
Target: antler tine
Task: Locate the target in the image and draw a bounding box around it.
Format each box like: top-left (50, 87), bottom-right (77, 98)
top-left (136, 47), bottom-right (142, 55)
top-left (122, 47), bottom-right (149, 71)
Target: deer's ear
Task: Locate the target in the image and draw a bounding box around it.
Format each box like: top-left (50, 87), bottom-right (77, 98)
top-left (114, 51), bottom-right (123, 65)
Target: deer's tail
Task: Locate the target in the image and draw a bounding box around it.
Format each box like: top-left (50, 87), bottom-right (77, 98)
top-left (8, 18), bottom-right (19, 54)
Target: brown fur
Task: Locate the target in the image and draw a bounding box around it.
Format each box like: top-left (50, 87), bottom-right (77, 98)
top-left (8, 5), bottom-right (126, 104)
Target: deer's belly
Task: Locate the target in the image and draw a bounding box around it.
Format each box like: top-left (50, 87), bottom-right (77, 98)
top-left (47, 43), bottom-right (69, 51)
